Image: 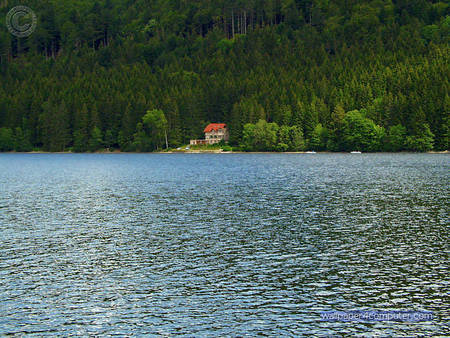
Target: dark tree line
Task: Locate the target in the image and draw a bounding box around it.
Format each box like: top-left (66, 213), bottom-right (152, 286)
top-left (0, 0), bottom-right (448, 152)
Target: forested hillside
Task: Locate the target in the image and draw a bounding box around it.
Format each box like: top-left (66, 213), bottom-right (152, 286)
top-left (0, 0), bottom-right (448, 152)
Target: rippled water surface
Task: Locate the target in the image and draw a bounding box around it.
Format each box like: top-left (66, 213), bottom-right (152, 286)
top-left (0, 153), bottom-right (448, 335)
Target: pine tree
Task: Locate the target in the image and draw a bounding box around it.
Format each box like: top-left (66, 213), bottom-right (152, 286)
top-left (14, 127), bottom-right (33, 152)
top-left (88, 127), bottom-right (104, 152)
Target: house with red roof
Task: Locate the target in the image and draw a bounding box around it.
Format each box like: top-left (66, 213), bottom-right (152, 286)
top-left (190, 123), bottom-right (229, 145)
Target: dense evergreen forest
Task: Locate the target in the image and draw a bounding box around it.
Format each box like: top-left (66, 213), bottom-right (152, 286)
top-left (0, 0), bottom-right (448, 152)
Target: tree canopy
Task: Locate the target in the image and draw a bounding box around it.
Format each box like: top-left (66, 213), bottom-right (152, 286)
top-left (0, 0), bottom-right (448, 152)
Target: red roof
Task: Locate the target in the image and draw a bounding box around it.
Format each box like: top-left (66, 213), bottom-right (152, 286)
top-left (204, 123), bottom-right (227, 133)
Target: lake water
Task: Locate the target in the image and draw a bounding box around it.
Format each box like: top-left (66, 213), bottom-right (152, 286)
top-left (0, 153), bottom-right (448, 335)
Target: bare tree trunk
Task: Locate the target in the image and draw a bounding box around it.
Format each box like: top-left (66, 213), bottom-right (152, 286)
top-left (223, 14), bottom-right (227, 38)
top-left (244, 10), bottom-right (247, 34)
top-left (232, 8), bottom-right (235, 38)
top-left (239, 11), bottom-right (242, 34)
top-left (165, 129), bottom-right (168, 149)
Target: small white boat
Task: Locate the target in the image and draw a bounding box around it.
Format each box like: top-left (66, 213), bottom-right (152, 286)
top-left (305, 151), bottom-right (316, 154)
top-left (350, 151), bottom-right (362, 154)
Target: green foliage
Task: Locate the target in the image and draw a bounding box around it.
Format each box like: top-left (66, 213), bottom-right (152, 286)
top-left (14, 127), bottom-right (33, 152)
top-left (73, 130), bottom-right (88, 153)
top-left (242, 120), bottom-right (279, 152)
top-left (340, 110), bottom-right (385, 152)
top-left (0, 128), bottom-right (14, 152)
top-left (406, 124), bottom-right (435, 152)
top-left (41, 101), bottom-right (71, 152)
top-left (309, 124), bottom-right (328, 151)
top-left (0, 0), bottom-right (448, 152)
top-left (118, 131), bottom-right (130, 152)
top-left (131, 122), bottom-right (152, 152)
top-left (104, 130), bottom-right (116, 149)
top-left (278, 125), bottom-right (305, 151)
top-left (217, 39), bottom-right (234, 53)
top-left (242, 120), bottom-right (305, 152)
top-left (437, 116), bottom-right (449, 150)
top-left (141, 109), bottom-right (168, 150)
top-left (230, 98), bottom-right (265, 145)
top-left (129, 109), bottom-right (168, 152)
top-left (88, 127), bottom-right (104, 152)
top-left (276, 143), bottom-right (289, 152)
top-left (386, 124), bottom-right (407, 152)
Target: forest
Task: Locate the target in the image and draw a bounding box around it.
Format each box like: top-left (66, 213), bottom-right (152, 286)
top-left (0, 0), bottom-right (448, 152)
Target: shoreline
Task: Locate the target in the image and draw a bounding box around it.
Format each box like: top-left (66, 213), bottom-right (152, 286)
top-left (0, 150), bottom-right (448, 155)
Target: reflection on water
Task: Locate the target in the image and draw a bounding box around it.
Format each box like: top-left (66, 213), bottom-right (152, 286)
top-left (0, 153), bottom-right (448, 335)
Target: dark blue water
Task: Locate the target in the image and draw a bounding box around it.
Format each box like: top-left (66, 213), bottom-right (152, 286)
top-left (0, 153), bottom-right (448, 335)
